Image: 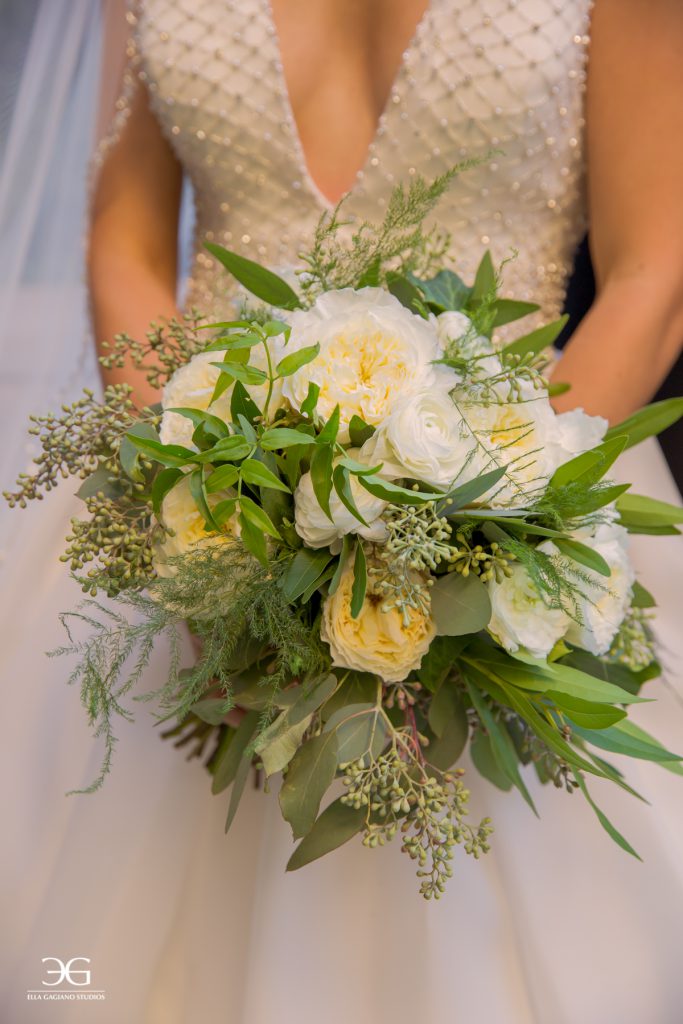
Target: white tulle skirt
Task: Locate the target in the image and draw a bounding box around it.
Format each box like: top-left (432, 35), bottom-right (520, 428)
top-left (2, 440), bottom-right (682, 1024)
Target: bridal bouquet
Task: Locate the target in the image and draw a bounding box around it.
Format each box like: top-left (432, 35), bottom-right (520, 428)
top-left (7, 169), bottom-right (683, 898)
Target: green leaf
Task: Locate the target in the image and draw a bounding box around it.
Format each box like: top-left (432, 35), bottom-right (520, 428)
top-left (324, 703), bottom-right (388, 765)
top-left (349, 414), bottom-right (375, 447)
top-left (310, 444), bottom-right (334, 519)
top-left (333, 465), bottom-right (369, 527)
top-left (440, 466), bottom-right (506, 510)
top-left (572, 772), bottom-right (642, 860)
top-left (358, 475), bottom-right (443, 505)
top-left (616, 493), bottom-right (683, 528)
top-left (418, 635), bottom-right (470, 693)
top-left (321, 671), bottom-right (377, 720)
top-left (204, 464), bottom-right (239, 493)
top-left (254, 713), bottom-right (312, 777)
top-left (260, 427), bottom-right (318, 450)
top-left (337, 457), bottom-right (383, 477)
top-left (194, 435), bottom-right (252, 463)
top-left (386, 271), bottom-right (424, 312)
top-left (281, 548), bottom-right (334, 602)
top-left (210, 360), bottom-right (267, 387)
top-left (241, 457), bottom-right (290, 493)
top-left (470, 730), bottom-right (513, 791)
top-left (428, 677), bottom-right (466, 738)
top-left (205, 242), bottom-right (302, 310)
top-left (466, 679), bottom-right (537, 812)
top-left (547, 381), bottom-right (571, 398)
top-left (491, 298), bottom-right (540, 327)
top-left (119, 421), bottom-right (160, 482)
top-left (211, 711), bottom-right (260, 794)
top-left (151, 467), bottom-right (183, 515)
top-left (318, 404), bottom-right (341, 446)
top-left (286, 674), bottom-right (339, 726)
top-left (124, 434), bottom-right (196, 468)
top-left (430, 572), bottom-right (492, 636)
top-left (328, 536), bottom-right (352, 597)
top-left (276, 343), bottom-right (320, 378)
top-left (572, 719), bottom-right (682, 764)
top-left (239, 494), bottom-right (281, 539)
top-left (550, 435), bottom-right (628, 489)
top-left (350, 542), bottom-right (367, 619)
top-left (469, 251), bottom-right (496, 306)
top-left (279, 731), bottom-right (339, 839)
top-left (554, 538), bottom-right (611, 578)
top-left (604, 397), bottom-right (683, 451)
top-left (408, 268), bottom-right (471, 311)
top-left (286, 797), bottom-right (366, 871)
top-left (502, 315), bottom-right (569, 359)
top-left (167, 406), bottom-right (230, 440)
top-left (225, 748), bottom-right (253, 833)
top-left (188, 467), bottom-right (219, 531)
top-left (213, 498), bottom-right (238, 526)
top-left (238, 511), bottom-right (269, 565)
top-left (300, 563), bottom-right (337, 602)
top-left (357, 257), bottom-right (381, 288)
top-left (570, 482), bottom-right (631, 516)
top-left (546, 691), bottom-right (627, 729)
top-left (632, 580), bottom-right (656, 609)
top-left (300, 382), bottom-right (320, 418)
top-left (426, 704), bottom-right (469, 770)
top-left (76, 464), bottom-right (124, 501)
top-left (484, 652), bottom-right (648, 705)
top-left (191, 697), bottom-right (233, 725)
top-left (230, 380), bottom-right (261, 424)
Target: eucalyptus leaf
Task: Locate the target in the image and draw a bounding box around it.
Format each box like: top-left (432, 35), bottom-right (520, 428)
top-left (430, 572), bottom-right (491, 636)
top-left (225, 749), bottom-right (253, 833)
top-left (428, 677), bottom-right (466, 738)
top-left (572, 772), bottom-right (641, 860)
top-left (255, 714), bottom-right (312, 776)
top-left (119, 421), bottom-right (160, 482)
top-left (350, 542), bottom-right (367, 618)
top-left (408, 268), bottom-right (471, 311)
top-left (286, 797), bottom-right (366, 871)
top-left (211, 711), bottom-right (260, 794)
top-left (279, 731), bottom-right (339, 839)
top-left (324, 703), bottom-right (387, 765)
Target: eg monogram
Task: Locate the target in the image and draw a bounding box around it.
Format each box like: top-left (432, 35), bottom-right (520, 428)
top-left (41, 957), bottom-right (91, 987)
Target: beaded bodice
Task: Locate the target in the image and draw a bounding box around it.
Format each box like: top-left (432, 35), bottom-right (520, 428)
top-left (116, 0), bottom-right (592, 319)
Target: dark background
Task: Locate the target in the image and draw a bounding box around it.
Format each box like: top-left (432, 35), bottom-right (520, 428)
top-left (560, 236), bottom-right (682, 495)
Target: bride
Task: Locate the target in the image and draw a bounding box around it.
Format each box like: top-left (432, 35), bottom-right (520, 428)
top-left (3, 0), bottom-right (683, 1021)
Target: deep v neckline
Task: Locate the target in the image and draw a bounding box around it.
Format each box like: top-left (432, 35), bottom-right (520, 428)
top-left (265, 0), bottom-right (433, 210)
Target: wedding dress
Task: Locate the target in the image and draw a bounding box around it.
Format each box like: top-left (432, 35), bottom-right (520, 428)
top-left (2, 1), bottom-right (683, 1022)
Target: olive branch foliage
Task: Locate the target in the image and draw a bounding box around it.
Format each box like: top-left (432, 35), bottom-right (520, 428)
top-left (4, 167), bottom-right (680, 897)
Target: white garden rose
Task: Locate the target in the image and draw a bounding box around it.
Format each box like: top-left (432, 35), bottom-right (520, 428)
top-left (488, 541), bottom-right (571, 658)
top-left (321, 561), bottom-right (436, 682)
top-left (551, 407), bottom-right (608, 465)
top-left (280, 287), bottom-right (444, 442)
top-left (458, 393), bottom-right (562, 505)
top-left (160, 341), bottom-right (286, 448)
top-left (293, 450), bottom-right (387, 550)
top-left (153, 475), bottom-right (238, 577)
top-left (434, 310), bottom-right (493, 359)
top-left (360, 386), bottom-right (477, 490)
top-left (565, 522), bottom-right (635, 655)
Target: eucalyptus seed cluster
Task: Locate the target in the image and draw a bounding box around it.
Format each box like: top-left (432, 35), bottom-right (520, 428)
top-left (341, 748), bottom-right (493, 900)
top-left (608, 607), bottom-right (656, 671)
top-left (63, 491), bottom-right (166, 596)
top-left (463, 351), bottom-right (547, 407)
top-left (371, 502), bottom-right (454, 623)
top-left (99, 309), bottom-right (205, 390)
top-left (3, 385), bottom-right (137, 507)
top-left (448, 533), bottom-right (515, 582)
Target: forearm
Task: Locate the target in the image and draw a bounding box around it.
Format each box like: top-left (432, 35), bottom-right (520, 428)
top-left (89, 245), bottom-right (179, 409)
top-left (551, 274), bottom-right (683, 424)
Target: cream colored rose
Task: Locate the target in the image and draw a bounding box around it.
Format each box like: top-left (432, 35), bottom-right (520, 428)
top-left (280, 288), bottom-right (443, 442)
top-left (360, 386), bottom-right (477, 490)
top-left (160, 341), bottom-right (285, 448)
top-left (565, 522), bottom-right (635, 655)
top-left (153, 475), bottom-right (238, 577)
top-left (488, 541), bottom-right (571, 658)
top-left (321, 560), bottom-right (436, 682)
top-left (293, 450), bottom-right (387, 550)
